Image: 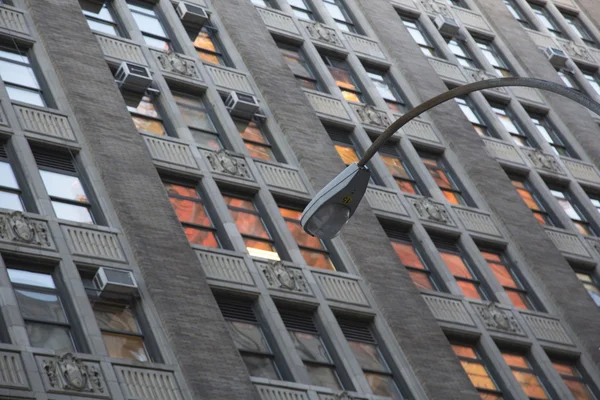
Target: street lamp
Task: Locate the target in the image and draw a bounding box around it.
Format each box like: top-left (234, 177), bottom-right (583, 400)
top-left (301, 77), bottom-right (600, 239)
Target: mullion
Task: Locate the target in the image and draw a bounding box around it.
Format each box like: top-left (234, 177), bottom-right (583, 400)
top-left (129, 111), bottom-right (163, 123)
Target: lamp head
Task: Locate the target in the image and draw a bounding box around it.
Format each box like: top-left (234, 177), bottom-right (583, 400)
top-left (301, 163), bottom-right (371, 239)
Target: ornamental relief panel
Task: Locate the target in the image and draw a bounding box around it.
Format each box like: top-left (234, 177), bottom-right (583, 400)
top-left (155, 50), bottom-right (199, 78)
top-left (410, 197), bottom-right (452, 225)
top-left (41, 353), bottom-right (106, 395)
top-left (302, 21), bottom-right (343, 47)
top-left (202, 149), bottom-right (253, 180)
top-left (259, 260), bottom-right (311, 294)
top-left (526, 149), bottom-right (562, 173)
top-left (351, 104), bottom-right (391, 127)
top-left (473, 302), bottom-right (525, 335)
top-left (420, 0), bottom-right (452, 17)
top-left (469, 69), bottom-right (508, 95)
top-left (561, 40), bottom-right (594, 63)
top-left (0, 211), bottom-right (53, 249)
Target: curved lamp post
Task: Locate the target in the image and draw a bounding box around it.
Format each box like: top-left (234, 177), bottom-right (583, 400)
top-left (301, 77), bottom-right (600, 239)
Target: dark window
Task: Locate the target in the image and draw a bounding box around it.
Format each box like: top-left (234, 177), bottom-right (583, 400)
top-left (80, 0), bottom-right (121, 36)
top-left (455, 97), bottom-right (489, 137)
top-left (475, 39), bottom-right (512, 77)
top-left (127, 1), bottom-right (171, 51)
top-left (379, 142), bottom-right (421, 195)
top-left (287, 0), bottom-right (316, 21)
top-left (279, 308), bottom-right (342, 390)
top-left (337, 317), bottom-right (403, 399)
top-left (0, 47), bottom-right (45, 107)
top-left (447, 38), bottom-right (479, 69)
top-left (446, 0), bottom-right (467, 8)
top-left (323, 55), bottom-right (365, 103)
top-left (419, 152), bottom-right (468, 206)
top-left (575, 271), bottom-right (600, 306)
top-left (433, 236), bottom-right (487, 300)
top-left (234, 118), bottom-right (277, 161)
top-left (490, 103), bottom-right (533, 147)
top-left (279, 206), bottom-right (335, 270)
top-left (216, 296), bottom-right (280, 379)
top-left (8, 268), bottom-right (76, 352)
top-left (365, 68), bottom-right (406, 113)
top-left (528, 112), bottom-right (572, 157)
top-left (551, 358), bottom-right (597, 399)
top-left (0, 144), bottom-right (25, 212)
top-left (385, 227), bottom-right (438, 290)
top-left (189, 25), bottom-right (229, 66)
top-left (33, 148), bottom-right (95, 224)
top-left (165, 182), bottom-right (220, 248)
top-left (501, 350), bottom-right (549, 399)
top-left (223, 194), bottom-right (280, 261)
top-left (549, 187), bottom-right (595, 236)
top-left (479, 248), bottom-right (534, 310)
top-left (322, 0), bottom-right (358, 33)
top-left (127, 95), bottom-right (167, 136)
top-left (277, 42), bottom-right (322, 91)
top-left (562, 13), bottom-right (598, 48)
top-left (401, 17), bottom-right (439, 57)
top-left (511, 178), bottom-right (556, 226)
top-left (451, 342), bottom-right (503, 399)
top-left (530, 3), bottom-right (564, 38)
top-left (172, 91), bottom-right (222, 150)
top-left (504, 0), bottom-right (531, 27)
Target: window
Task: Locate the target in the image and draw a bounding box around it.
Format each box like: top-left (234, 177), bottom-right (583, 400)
top-left (549, 187), bottom-right (595, 235)
top-left (223, 194), bottom-right (280, 260)
top-left (551, 358), bottom-right (597, 399)
top-left (475, 39), bottom-right (512, 77)
top-left (91, 300), bottom-right (150, 362)
top-left (337, 317), bottom-right (403, 399)
top-left (501, 351), bottom-right (549, 399)
top-left (173, 91), bottom-right (222, 149)
top-left (562, 13), bottom-right (598, 48)
top-left (385, 228), bottom-right (437, 290)
top-left (511, 178), bottom-right (555, 225)
top-left (455, 97), bottom-right (489, 137)
top-left (287, 0), bottom-right (315, 20)
top-left (557, 69), bottom-right (580, 90)
top-left (451, 342), bottom-right (503, 399)
top-left (80, 0), bottom-right (121, 36)
top-left (582, 71), bottom-right (600, 97)
top-left (234, 118), bottom-right (276, 161)
top-left (278, 43), bottom-right (321, 91)
top-left (33, 148), bottom-right (95, 224)
top-left (528, 112), bottom-right (572, 157)
top-left (323, 55), bottom-right (364, 103)
top-left (328, 128), bottom-right (360, 166)
top-left (165, 182), bottom-right (220, 247)
top-left (419, 152), bottom-right (467, 205)
top-left (530, 3), bottom-right (564, 38)
top-left (189, 26), bottom-right (229, 66)
top-left (479, 248), bottom-right (534, 310)
top-left (401, 17), bottom-right (439, 57)
top-left (251, 0), bottom-right (272, 6)
top-left (127, 95), bottom-right (167, 136)
top-left (447, 38), bottom-right (479, 69)
top-left (446, 0), bottom-right (467, 8)
top-left (8, 268), bottom-right (75, 352)
top-left (575, 271), bottom-right (600, 306)
top-left (366, 68), bottom-right (405, 113)
top-left (504, 0), bottom-right (531, 27)
top-left (279, 206), bottom-right (335, 270)
top-left (379, 142), bottom-right (421, 194)
top-left (322, 0), bottom-right (357, 33)
top-left (490, 103), bottom-right (533, 147)
top-left (216, 296), bottom-right (280, 379)
top-left (0, 144), bottom-right (24, 212)
top-left (433, 237), bottom-right (486, 300)
top-left (279, 308), bottom-right (342, 390)
top-left (0, 47), bottom-right (45, 107)
top-left (127, 1), bottom-right (171, 51)
top-left (588, 192), bottom-right (600, 216)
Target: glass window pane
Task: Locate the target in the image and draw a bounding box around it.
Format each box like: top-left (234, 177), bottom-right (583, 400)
top-left (165, 183), bottom-right (200, 199)
top-left (131, 13), bottom-right (166, 37)
top-left (169, 197), bottom-right (212, 226)
top-left (8, 269), bottom-right (55, 288)
top-left (93, 304), bottom-right (139, 332)
top-left (15, 289), bottom-right (67, 323)
top-left (26, 322), bottom-right (74, 352)
top-left (502, 353), bottom-right (528, 368)
top-left (184, 226), bottom-right (219, 247)
top-left (451, 344), bottom-right (477, 359)
top-left (364, 372), bottom-right (402, 399)
top-left (564, 379), bottom-right (594, 400)
top-left (348, 341), bottom-right (388, 371)
top-left (52, 201), bottom-right (94, 224)
top-left (0, 161), bottom-right (19, 189)
top-left (143, 35), bottom-right (169, 51)
top-left (178, 105), bottom-right (216, 132)
top-left (224, 196), bottom-right (256, 210)
top-left (381, 155), bottom-right (411, 179)
top-left (131, 116), bottom-right (165, 135)
top-left (440, 252), bottom-right (472, 278)
top-left (285, 220), bottom-right (323, 249)
top-left (489, 262), bottom-right (518, 288)
top-left (229, 210), bottom-right (270, 238)
top-left (506, 290), bottom-right (531, 310)
top-left (235, 120), bottom-right (268, 144)
top-left (6, 86), bottom-right (45, 107)
top-left (290, 331), bottom-right (330, 363)
top-left (305, 364), bottom-right (342, 390)
top-left (334, 144), bottom-right (359, 165)
top-left (241, 354), bottom-right (279, 379)
top-left (86, 19), bottom-right (118, 35)
top-left (0, 61), bottom-right (39, 89)
top-left (299, 249), bottom-right (334, 270)
top-left (191, 130), bottom-right (221, 150)
top-left (391, 242), bottom-right (425, 269)
top-left (40, 171), bottom-right (88, 202)
top-left (0, 191), bottom-right (23, 211)
top-left (460, 360), bottom-right (497, 390)
top-left (457, 280), bottom-right (482, 299)
top-left (245, 142), bottom-right (275, 161)
top-left (511, 371), bottom-right (548, 399)
top-left (244, 238), bottom-right (280, 261)
top-left (229, 321), bottom-right (271, 353)
top-left (102, 331), bottom-right (149, 361)
top-left (408, 270), bottom-right (434, 290)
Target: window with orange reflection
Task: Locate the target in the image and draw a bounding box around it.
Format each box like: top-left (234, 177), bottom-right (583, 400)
top-left (279, 206), bottom-right (335, 270)
top-left (127, 96), bottom-right (166, 136)
top-left (501, 351), bottom-right (549, 399)
top-left (164, 183), bottom-right (220, 248)
top-left (234, 118), bottom-right (276, 161)
top-left (419, 153), bottom-right (467, 205)
top-left (380, 153), bottom-right (420, 195)
top-left (511, 179), bottom-right (555, 226)
top-left (189, 26), bottom-right (228, 66)
top-left (451, 343), bottom-right (503, 399)
top-left (437, 246), bottom-right (485, 300)
top-left (223, 195), bottom-right (280, 261)
top-left (551, 359), bottom-right (596, 400)
top-left (388, 234), bottom-right (436, 291)
top-left (479, 249), bottom-right (534, 310)
top-left (334, 144), bottom-right (360, 166)
top-left (322, 55), bottom-right (365, 103)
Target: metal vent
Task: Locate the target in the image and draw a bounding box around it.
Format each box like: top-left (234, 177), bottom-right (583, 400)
top-left (0, 143), bottom-right (7, 160)
top-left (31, 148), bottom-right (76, 173)
top-left (430, 235), bottom-right (459, 252)
top-left (215, 296), bottom-right (257, 323)
top-left (378, 141), bottom-right (400, 156)
top-left (383, 226), bottom-right (411, 242)
top-left (278, 308), bottom-right (318, 333)
top-left (337, 317), bottom-right (375, 343)
top-left (328, 130), bottom-right (353, 145)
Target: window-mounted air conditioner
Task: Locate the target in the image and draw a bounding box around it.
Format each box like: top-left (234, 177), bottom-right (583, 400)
top-left (115, 62), bottom-right (152, 93)
top-left (176, 2), bottom-right (209, 27)
top-left (434, 15), bottom-right (459, 37)
top-left (93, 267), bottom-right (138, 296)
top-left (226, 91), bottom-right (260, 117)
top-left (544, 47), bottom-right (568, 68)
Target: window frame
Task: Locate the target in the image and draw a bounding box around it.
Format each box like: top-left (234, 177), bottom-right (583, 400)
top-left (386, 228), bottom-right (438, 291)
top-left (511, 177), bottom-right (556, 226)
top-left (0, 46), bottom-right (46, 107)
top-left (0, 145), bottom-right (25, 212)
top-left (287, 0), bottom-right (316, 21)
top-left (575, 269), bottom-right (600, 306)
top-left (126, 0), bottom-right (172, 51)
top-left (446, 38), bottom-right (479, 69)
top-left (127, 94), bottom-right (167, 136)
top-left (322, 0), bottom-right (358, 33)
top-left (80, 0), bottom-right (122, 36)
top-left (548, 186), bottom-right (595, 236)
top-left (490, 102), bottom-right (534, 147)
top-left (233, 117), bottom-right (278, 162)
top-left (527, 111), bottom-right (572, 157)
top-left (503, 0), bottom-right (532, 27)
top-left (455, 97), bottom-right (489, 137)
top-left (451, 341), bottom-right (504, 398)
top-left (172, 90), bottom-right (223, 150)
top-left (419, 152), bottom-right (469, 206)
top-left (562, 13), bottom-right (598, 48)
top-left (277, 42), bottom-right (322, 91)
top-left (529, 3), bottom-right (564, 38)
top-left (365, 67), bottom-right (405, 114)
top-left (475, 38), bottom-right (512, 77)
top-left (501, 349), bottom-right (550, 400)
top-left (401, 17), bottom-right (440, 58)
top-left (582, 70), bottom-right (600, 97)
top-left (436, 240), bottom-right (488, 300)
top-left (189, 24), bottom-right (231, 67)
top-left (550, 357), bottom-right (598, 399)
top-left (322, 54), bottom-right (365, 103)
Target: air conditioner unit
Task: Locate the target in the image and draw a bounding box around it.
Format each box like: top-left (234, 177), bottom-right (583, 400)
top-left (115, 62), bottom-right (152, 93)
top-left (93, 267), bottom-right (138, 296)
top-left (176, 2), bottom-right (209, 27)
top-left (225, 91), bottom-right (260, 117)
top-left (434, 15), bottom-right (459, 37)
top-left (544, 47), bottom-right (568, 68)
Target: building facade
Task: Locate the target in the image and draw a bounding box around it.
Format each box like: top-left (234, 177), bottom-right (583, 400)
top-left (0, 0), bottom-right (597, 398)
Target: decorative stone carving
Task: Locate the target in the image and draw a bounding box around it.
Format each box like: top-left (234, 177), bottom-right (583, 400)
top-left (562, 40), bottom-right (593, 63)
top-left (156, 50), bottom-right (197, 77)
top-left (411, 197), bottom-right (450, 224)
top-left (0, 211), bottom-right (51, 247)
top-left (304, 22), bottom-right (342, 46)
top-left (527, 149), bottom-right (562, 173)
top-left (469, 69), bottom-right (508, 94)
top-left (353, 104), bottom-right (391, 127)
top-left (204, 149), bottom-right (252, 179)
top-left (261, 260), bottom-right (310, 293)
top-left (43, 353), bottom-right (104, 393)
top-left (475, 302), bottom-right (522, 334)
top-left (333, 391), bottom-right (351, 400)
top-left (420, 0), bottom-right (452, 17)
